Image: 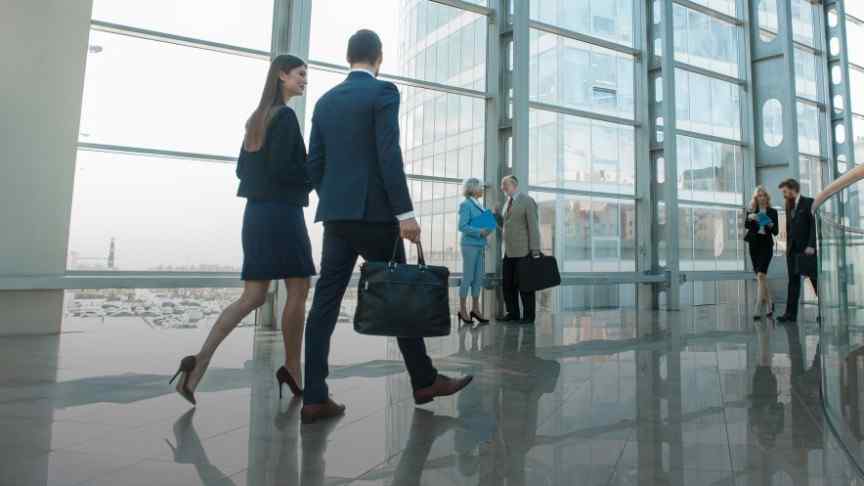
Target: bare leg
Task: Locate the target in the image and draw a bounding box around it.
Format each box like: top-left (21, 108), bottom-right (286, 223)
top-left (754, 273), bottom-right (765, 316)
top-left (182, 280), bottom-right (269, 393)
top-left (281, 277), bottom-right (310, 386)
top-left (459, 297), bottom-right (469, 319)
top-left (471, 296), bottom-right (485, 320)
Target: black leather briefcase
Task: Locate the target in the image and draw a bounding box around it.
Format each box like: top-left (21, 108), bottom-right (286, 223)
top-left (516, 254), bottom-right (561, 292)
top-left (792, 253), bottom-right (818, 278)
top-left (354, 242), bottom-right (451, 338)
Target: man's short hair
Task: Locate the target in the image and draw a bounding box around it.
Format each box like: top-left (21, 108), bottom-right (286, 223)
top-left (502, 175), bottom-right (519, 186)
top-left (778, 178), bottom-right (801, 192)
top-left (347, 29), bottom-right (383, 65)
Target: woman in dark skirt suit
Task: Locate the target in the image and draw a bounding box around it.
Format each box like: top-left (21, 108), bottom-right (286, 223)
top-left (745, 185), bottom-right (779, 321)
top-left (171, 55), bottom-right (315, 404)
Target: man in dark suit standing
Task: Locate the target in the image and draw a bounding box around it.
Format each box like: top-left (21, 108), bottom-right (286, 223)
top-left (301, 30), bottom-right (472, 423)
top-left (777, 178), bottom-right (818, 324)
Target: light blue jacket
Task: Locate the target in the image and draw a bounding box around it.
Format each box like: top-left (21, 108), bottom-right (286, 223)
top-left (458, 198), bottom-right (488, 248)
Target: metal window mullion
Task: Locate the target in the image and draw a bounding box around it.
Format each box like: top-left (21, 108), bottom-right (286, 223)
top-left (528, 186), bottom-right (639, 201)
top-left (306, 59), bottom-right (488, 99)
top-left (527, 19), bottom-right (641, 57)
top-left (77, 142), bottom-right (237, 163)
top-left (89, 20), bottom-right (271, 60)
top-left (274, 0), bottom-right (312, 131)
top-left (673, 0), bottom-right (741, 26)
top-left (672, 61), bottom-right (746, 86)
top-left (527, 101), bottom-right (639, 127)
top-left (825, 0), bottom-right (857, 168)
top-left (510, 0), bottom-right (530, 187)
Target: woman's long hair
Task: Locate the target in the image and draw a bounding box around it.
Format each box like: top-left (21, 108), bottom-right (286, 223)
top-left (750, 185), bottom-right (772, 211)
top-left (243, 54), bottom-right (306, 152)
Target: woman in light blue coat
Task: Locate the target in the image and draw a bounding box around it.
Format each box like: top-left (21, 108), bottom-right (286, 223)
top-left (458, 178), bottom-right (492, 324)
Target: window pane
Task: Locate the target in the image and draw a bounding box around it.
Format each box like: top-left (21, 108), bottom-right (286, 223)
top-left (689, 0), bottom-right (736, 17)
top-left (529, 29), bottom-right (635, 119)
top-left (309, 0), bottom-right (487, 90)
top-left (529, 110), bottom-right (635, 195)
top-left (409, 181), bottom-right (463, 270)
top-left (680, 204), bottom-right (743, 272)
top-left (851, 68), bottom-right (864, 115)
top-left (673, 5), bottom-right (739, 78)
top-left (80, 31), bottom-right (268, 156)
top-left (675, 69), bottom-right (742, 141)
top-left (854, 115), bottom-right (864, 165)
top-left (847, 20), bottom-right (864, 68)
top-left (68, 151), bottom-right (247, 272)
top-left (533, 192), bottom-right (636, 272)
top-left (797, 101), bottom-right (820, 156)
top-left (794, 48), bottom-right (818, 101)
top-left (791, 0), bottom-right (815, 47)
top-left (676, 136), bottom-right (742, 205)
top-left (530, 0), bottom-right (634, 47)
top-left (64, 288), bottom-right (256, 332)
top-left (91, 0), bottom-right (273, 50)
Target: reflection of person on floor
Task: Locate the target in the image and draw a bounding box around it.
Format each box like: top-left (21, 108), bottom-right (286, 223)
top-left (782, 322), bottom-right (822, 455)
top-left (749, 321), bottom-right (784, 448)
top-left (484, 326), bottom-right (560, 486)
top-left (165, 409), bottom-right (238, 486)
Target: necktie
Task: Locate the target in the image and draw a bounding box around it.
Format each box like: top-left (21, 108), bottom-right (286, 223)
top-left (505, 197), bottom-right (513, 217)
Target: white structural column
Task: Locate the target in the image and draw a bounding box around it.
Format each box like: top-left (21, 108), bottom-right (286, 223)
top-left (0, 0), bottom-right (94, 335)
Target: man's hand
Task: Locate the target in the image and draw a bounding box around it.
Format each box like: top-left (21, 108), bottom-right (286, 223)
top-left (748, 213), bottom-right (758, 221)
top-left (400, 218), bottom-right (421, 243)
top-left (804, 246), bottom-right (815, 256)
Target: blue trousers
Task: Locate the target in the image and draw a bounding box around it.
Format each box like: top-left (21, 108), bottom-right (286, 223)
top-left (460, 245), bottom-right (485, 298)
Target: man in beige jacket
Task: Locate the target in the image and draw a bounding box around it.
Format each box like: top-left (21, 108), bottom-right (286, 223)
top-left (496, 175), bottom-right (541, 324)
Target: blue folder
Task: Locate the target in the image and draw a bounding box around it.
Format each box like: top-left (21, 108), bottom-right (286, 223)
top-left (757, 212), bottom-right (772, 226)
top-left (472, 209), bottom-right (498, 230)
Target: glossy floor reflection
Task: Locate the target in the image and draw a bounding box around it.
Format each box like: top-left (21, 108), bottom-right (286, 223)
top-left (0, 304), bottom-right (861, 485)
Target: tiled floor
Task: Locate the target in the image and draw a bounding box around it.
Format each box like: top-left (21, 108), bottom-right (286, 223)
top-left (0, 304), bottom-right (861, 485)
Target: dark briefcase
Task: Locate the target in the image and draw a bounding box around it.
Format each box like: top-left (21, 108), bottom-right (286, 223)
top-left (793, 253), bottom-right (818, 278)
top-left (354, 241), bottom-right (451, 338)
top-left (516, 254), bottom-right (561, 292)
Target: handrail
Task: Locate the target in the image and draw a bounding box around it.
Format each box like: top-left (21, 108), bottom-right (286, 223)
top-left (813, 165), bottom-right (864, 212)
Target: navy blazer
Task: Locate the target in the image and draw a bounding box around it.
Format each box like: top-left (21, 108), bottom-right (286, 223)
top-left (786, 196), bottom-right (817, 254)
top-left (307, 71), bottom-right (413, 223)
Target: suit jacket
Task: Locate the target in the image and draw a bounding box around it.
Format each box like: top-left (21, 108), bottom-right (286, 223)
top-left (744, 207), bottom-right (779, 243)
top-left (307, 71), bottom-right (412, 223)
top-left (786, 196), bottom-right (817, 254)
top-left (498, 193), bottom-right (541, 258)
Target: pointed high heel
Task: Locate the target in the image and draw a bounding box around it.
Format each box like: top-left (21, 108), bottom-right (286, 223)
top-left (766, 303), bottom-right (775, 318)
top-left (170, 355), bottom-right (197, 406)
top-left (276, 366), bottom-right (302, 398)
top-left (457, 312), bottom-right (474, 325)
top-left (470, 311), bottom-right (490, 324)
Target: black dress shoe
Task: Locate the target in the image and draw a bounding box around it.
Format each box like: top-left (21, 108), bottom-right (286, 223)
top-left (498, 314), bottom-right (519, 322)
top-left (518, 318), bottom-right (535, 325)
top-left (777, 315), bottom-right (797, 324)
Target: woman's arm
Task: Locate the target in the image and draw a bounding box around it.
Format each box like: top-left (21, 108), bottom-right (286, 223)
top-left (458, 202), bottom-right (484, 238)
top-left (268, 108), bottom-right (312, 187)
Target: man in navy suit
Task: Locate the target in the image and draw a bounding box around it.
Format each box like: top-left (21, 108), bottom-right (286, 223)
top-left (301, 30), bottom-right (473, 423)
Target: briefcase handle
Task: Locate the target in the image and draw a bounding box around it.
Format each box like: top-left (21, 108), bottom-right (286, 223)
top-left (389, 239), bottom-right (427, 268)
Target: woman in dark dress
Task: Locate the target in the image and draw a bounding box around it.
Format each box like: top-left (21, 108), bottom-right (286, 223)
top-left (171, 55), bottom-right (315, 404)
top-left (745, 185), bottom-right (779, 321)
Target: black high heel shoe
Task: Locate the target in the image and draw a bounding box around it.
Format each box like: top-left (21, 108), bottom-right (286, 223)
top-left (169, 355), bottom-right (197, 406)
top-left (766, 303), bottom-right (774, 318)
top-left (457, 312), bottom-right (474, 325)
top-left (470, 311), bottom-right (490, 324)
top-left (276, 366), bottom-right (302, 398)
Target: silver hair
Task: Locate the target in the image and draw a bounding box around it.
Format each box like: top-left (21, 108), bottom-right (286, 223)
top-left (462, 177), bottom-right (483, 197)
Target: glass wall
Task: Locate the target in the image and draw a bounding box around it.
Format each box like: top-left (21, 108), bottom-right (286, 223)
top-left (69, 1), bottom-right (273, 272)
top-left (528, 2), bottom-right (637, 274)
top-left (847, 10), bottom-right (864, 170)
top-left (62, 0), bottom-right (852, 309)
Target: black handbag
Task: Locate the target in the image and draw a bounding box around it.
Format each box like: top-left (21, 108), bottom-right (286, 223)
top-left (354, 241), bottom-right (451, 338)
top-left (516, 253), bottom-right (561, 292)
